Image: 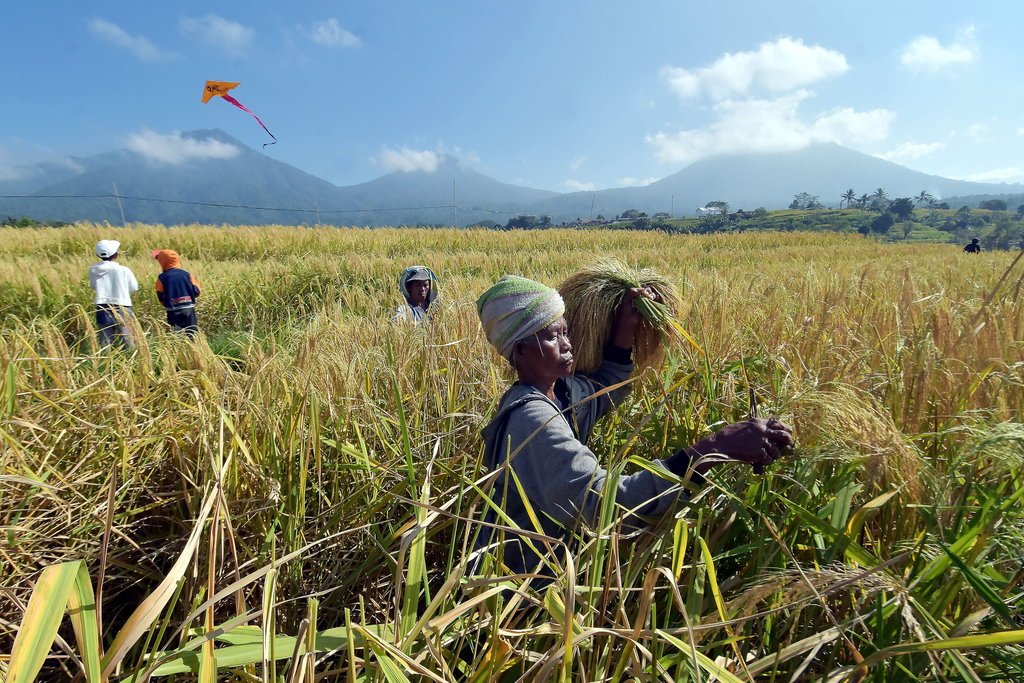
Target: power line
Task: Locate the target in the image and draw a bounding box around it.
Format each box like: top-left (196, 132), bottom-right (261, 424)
top-left (1, 193), bottom-right (456, 215)
top-left (0, 192), bottom-right (606, 224)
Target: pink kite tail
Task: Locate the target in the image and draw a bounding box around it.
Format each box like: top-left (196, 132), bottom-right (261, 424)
top-left (220, 94), bottom-right (277, 147)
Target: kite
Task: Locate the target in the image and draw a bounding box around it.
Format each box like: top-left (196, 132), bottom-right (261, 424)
top-left (201, 80), bottom-right (277, 147)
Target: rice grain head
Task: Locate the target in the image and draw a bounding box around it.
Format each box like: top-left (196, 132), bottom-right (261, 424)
top-left (558, 259), bottom-right (684, 374)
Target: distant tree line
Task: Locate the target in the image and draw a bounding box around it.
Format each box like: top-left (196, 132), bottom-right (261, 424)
top-left (3, 216), bottom-right (70, 228)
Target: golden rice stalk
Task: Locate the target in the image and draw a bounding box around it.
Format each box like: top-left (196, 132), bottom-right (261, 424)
top-left (558, 259), bottom-right (687, 374)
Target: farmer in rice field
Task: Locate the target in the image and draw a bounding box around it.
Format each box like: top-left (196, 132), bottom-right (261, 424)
top-left (152, 249), bottom-right (201, 338)
top-left (963, 238), bottom-right (981, 253)
top-left (394, 265), bottom-right (439, 324)
top-left (471, 275), bottom-right (794, 579)
top-left (89, 239), bottom-right (139, 350)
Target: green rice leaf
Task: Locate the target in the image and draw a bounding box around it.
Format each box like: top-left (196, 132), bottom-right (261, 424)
top-left (7, 560), bottom-right (82, 683)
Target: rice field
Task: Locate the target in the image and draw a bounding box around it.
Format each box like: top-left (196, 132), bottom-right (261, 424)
top-left (1, 224), bottom-right (1022, 682)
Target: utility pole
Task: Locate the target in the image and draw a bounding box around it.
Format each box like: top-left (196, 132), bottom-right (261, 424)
top-left (671, 194), bottom-right (675, 218)
top-left (590, 193), bottom-right (596, 220)
top-left (314, 194), bottom-right (321, 227)
top-left (453, 180), bottom-right (458, 229)
top-left (112, 181), bottom-right (126, 227)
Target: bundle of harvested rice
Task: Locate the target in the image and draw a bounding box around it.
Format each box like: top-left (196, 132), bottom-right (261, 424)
top-left (558, 259), bottom-right (698, 374)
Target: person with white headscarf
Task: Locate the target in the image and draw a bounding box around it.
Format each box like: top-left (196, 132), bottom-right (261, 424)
top-left (472, 275), bottom-right (794, 579)
top-left (88, 239), bottom-right (139, 349)
top-left (394, 265), bottom-right (439, 324)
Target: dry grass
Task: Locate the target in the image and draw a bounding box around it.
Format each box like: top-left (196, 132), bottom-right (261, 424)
top-left (0, 224), bottom-right (1022, 681)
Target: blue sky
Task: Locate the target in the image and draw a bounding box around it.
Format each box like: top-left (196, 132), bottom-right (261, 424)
top-left (5, 1), bottom-right (1024, 192)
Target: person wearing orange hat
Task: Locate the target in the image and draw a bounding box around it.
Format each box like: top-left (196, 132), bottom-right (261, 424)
top-left (152, 249), bottom-right (201, 337)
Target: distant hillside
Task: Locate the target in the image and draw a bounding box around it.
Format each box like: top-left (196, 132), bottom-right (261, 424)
top-left (942, 192), bottom-right (1024, 210)
top-left (527, 144), bottom-right (1024, 219)
top-left (2, 133), bottom-right (1021, 226)
top-left (0, 130), bottom-right (558, 226)
top-left (0, 130), bottom-right (338, 225)
top-left (323, 155), bottom-right (558, 226)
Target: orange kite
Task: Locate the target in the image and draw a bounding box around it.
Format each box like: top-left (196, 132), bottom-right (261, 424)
top-left (201, 80), bottom-right (276, 147)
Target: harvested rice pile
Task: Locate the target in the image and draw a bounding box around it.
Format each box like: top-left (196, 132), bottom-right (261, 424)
top-left (558, 259), bottom-right (690, 374)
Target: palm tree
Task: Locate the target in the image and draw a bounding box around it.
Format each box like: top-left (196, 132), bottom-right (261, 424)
top-left (915, 190), bottom-right (934, 207)
top-left (870, 187), bottom-right (890, 212)
top-left (841, 188), bottom-right (857, 209)
top-left (858, 194), bottom-right (870, 209)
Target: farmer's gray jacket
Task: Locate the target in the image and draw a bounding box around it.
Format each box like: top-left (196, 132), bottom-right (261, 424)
top-left (472, 357), bottom-right (684, 577)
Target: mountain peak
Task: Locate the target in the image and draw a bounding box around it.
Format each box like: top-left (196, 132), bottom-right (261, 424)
top-left (5, 136), bottom-right (1020, 226)
top-left (181, 128), bottom-right (248, 146)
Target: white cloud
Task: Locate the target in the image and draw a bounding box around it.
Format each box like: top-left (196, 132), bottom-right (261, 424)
top-left (126, 131), bottom-right (240, 165)
top-left (304, 18), bottom-right (361, 48)
top-left (900, 25), bottom-right (977, 73)
top-left (951, 167), bottom-right (1024, 183)
top-left (451, 146), bottom-right (480, 164)
top-left (619, 177), bottom-right (659, 187)
top-left (180, 15), bottom-right (254, 58)
top-left (0, 146), bottom-right (23, 181)
top-left (810, 107), bottom-right (893, 141)
top-left (88, 19), bottom-right (174, 61)
top-left (662, 37), bottom-right (848, 101)
top-left (376, 147), bottom-right (442, 173)
top-left (565, 179), bottom-right (596, 192)
top-left (570, 156), bottom-right (587, 172)
top-left (966, 122), bottom-right (990, 142)
top-left (0, 145), bottom-right (83, 180)
top-left (876, 142), bottom-right (946, 164)
top-left (647, 91), bottom-right (893, 165)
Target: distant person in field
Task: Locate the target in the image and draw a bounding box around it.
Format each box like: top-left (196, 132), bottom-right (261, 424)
top-left (394, 265), bottom-right (439, 324)
top-left (152, 250), bottom-right (201, 337)
top-left (964, 238), bottom-right (981, 254)
top-left (89, 239), bottom-right (139, 350)
top-left (470, 275), bottom-right (794, 580)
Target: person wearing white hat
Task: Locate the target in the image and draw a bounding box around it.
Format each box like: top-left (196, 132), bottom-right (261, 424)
top-left (88, 239), bottom-right (139, 349)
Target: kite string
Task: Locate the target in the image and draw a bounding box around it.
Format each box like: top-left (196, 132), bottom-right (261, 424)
top-left (220, 94), bottom-right (277, 147)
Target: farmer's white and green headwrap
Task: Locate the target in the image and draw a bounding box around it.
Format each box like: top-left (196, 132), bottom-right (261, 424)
top-left (477, 275), bottom-right (565, 359)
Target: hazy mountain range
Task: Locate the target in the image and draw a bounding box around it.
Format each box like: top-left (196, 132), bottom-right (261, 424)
top-left (2, 129), bottom-right (1021, 226)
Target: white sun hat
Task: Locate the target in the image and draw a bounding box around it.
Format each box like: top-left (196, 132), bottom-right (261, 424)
top-left (95, 240), bottom-right (120, 258)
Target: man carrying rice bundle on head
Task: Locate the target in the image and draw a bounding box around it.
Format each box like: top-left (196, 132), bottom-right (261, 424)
top-left (471, 274), bottom-right (795, 581)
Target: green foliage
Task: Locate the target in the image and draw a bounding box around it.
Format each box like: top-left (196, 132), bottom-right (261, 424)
top-left (983, 216), bottom-right (1024, 250)
top-left (871, 211), bottom-right (895, 235)
top-left (504, 214), bottom-right (541, 229)
top-left (957, 205), bottom-right (973, 228)
top-left (790, 192), bottom-right (822, 210)
top-left (980, 199), bottom-right (1008, 211)
top-left (889, 197), bottom-right (915, 222)
top-left (2, 216), bottom-right (69, 228)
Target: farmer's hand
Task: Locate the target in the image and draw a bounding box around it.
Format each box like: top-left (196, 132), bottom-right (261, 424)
top-left (690, 418), bottom-right (795, 474)
top-left (612, 286), bottom-right (657, 349)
